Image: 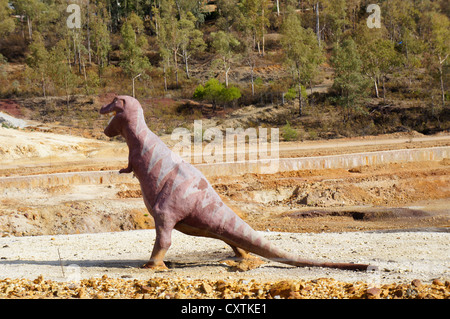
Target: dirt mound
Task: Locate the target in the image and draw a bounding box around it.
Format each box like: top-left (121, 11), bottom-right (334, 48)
top-left (287, 207), bottom-right (430, 221)
top-left (0, 99), bottom-right (22, 117)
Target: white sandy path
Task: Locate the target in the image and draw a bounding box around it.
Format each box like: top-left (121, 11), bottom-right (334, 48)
top-left (0, 229), bottom-right (448, 285)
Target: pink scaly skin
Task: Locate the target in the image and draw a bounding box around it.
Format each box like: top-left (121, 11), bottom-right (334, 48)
top-left (100, 95), bottom-right (377, 271)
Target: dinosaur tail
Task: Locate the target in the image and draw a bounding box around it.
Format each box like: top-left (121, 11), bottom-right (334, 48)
top-left (219, 212), bottom-right (374, 272)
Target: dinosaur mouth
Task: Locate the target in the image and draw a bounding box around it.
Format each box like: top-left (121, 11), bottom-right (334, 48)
top-left (107, 112), bottom-right (117, 125)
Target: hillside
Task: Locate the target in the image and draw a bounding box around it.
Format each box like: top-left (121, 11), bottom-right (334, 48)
top-left (0, 0), bottom-right (448, 139)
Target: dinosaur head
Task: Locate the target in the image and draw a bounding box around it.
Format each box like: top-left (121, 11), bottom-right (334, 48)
top-left (100, 95), bottom-right (141, 138)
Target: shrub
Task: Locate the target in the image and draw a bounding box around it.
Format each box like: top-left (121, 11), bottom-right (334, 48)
top-left (193, 78), bottom-right (241, 110)
top-left (282, 121), bottom-right (299, 141)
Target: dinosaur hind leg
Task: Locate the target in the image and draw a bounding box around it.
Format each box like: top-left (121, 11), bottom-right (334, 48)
top-left (229, 245), bottom-right (250, 259)
top-left (221, 244), bottom-right (265, 270)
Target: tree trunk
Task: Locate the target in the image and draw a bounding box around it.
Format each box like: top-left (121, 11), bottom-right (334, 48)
top-left (73, 35), bottom-right (77, 66)
top-left (78, 42), bottom-right (82, 74)
top-left (261, 6), bottom-right (265, 56)
top-left (262, 34), bottom-right (265, 57)
top-left (225, 66), bottom-right (230, 87)
top-left (20, 15), bottom-right (25, 39)
top-left (83, 59), bottom-right (88, 94)
top-left (163, 64), bottom-right (168, 91)
top-left (315, 2), bottom-right (320, 46)
top-left (132, 74), bottom-right (141, 98)
top-left (297, 66), bottom-right (303, 116)
top-left (41, 73), bottom-right (46, 100)
top-left (86, 0), bottom-right (92, 64)
top-left (251, 67), bottom-right (255, 96)
top-left (439, 64), bottom-right (446, 108)
top-left (183, 49), bottom-right (190, 79)
top-left (298, 81), bottom-right (303, 116)
top-left (27, 16), bottom-right (32, 40)
top-left (174, 50), bottom-right (178, 87)
top-left (382, 75), bottom-right (386, 104)
top-left (374, 77), bottom-right (379, 98)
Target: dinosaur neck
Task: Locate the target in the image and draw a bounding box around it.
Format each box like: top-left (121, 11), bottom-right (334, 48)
top-left (122, 125), bottom-right (157, 151)
top-left (122, 109), bottom-right (158, 151)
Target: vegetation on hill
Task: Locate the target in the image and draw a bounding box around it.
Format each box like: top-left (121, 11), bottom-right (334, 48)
top-left (0, 0), bottom-right (448, 139)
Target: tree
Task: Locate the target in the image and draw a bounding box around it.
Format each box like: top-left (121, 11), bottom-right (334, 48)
top-left (423, 12), bottom-right (450, 108)
top-left (11, 0), bottom-right (45, 40)
top-left (193, 78), bottom-right (241, 111)
top-left (356, 23), bottom-right (403, 103)
top-left (375, 38), bottom-right (403, 104)
top-left (26, 32), bottom-right (49, 98)
top-left (211, 31), bottom-right (240, 88)
top-left (119, 19), bottom-right (151, 93)
top-left (178, 12), bottom-right (206, 79)
top-left (215, 0), bottom-right (244, 32)
top-left (90, 14), bottom-right (111, 76)
top-left (0, 0), bottom-right (15, 37)
top-left (242, 33), bottom-right (259, 96)
top-left (330, 38), bottom-right (370, 122)
top-left (152, 4), bottom-right (170, 91)
top-left (381, 0), bottom-right (418, 43)
top-left (158, 0), bottom-right (182, 87)
top-left (401, 28), bottom-right (427, 88)
top-left (321, 0), bottom-right (347, 44)
top-left (240, 0), bottom-right (270, 56)
top-left (48, 40), bottom-right (78, 107)
top-left (281, 11), bottom-right (324, 116)
top-left (305, 0), bottom-right (323, 46)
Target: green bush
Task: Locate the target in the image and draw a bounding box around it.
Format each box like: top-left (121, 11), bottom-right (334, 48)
top-left (284, 87), bottom-right (297, 100)
top-left (193, 78), bottom-right (241, 109)
top-left (282, 121), bottom-right (299, 141)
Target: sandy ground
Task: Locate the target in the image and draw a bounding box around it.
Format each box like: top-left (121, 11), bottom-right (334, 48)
top-left (0, 229), bottom-right (448, 285)
top-left (0, 124), bottom-right (449, 298)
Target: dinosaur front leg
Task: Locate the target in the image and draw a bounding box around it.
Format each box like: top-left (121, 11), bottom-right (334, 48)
top-left (119, 164), bottom-right (133, 174)
top-left (119, 156), bottom-right (133, 174)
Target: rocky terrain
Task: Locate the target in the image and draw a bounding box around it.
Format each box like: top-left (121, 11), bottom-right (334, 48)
top-left (0, 115), bottom-right (449, 299)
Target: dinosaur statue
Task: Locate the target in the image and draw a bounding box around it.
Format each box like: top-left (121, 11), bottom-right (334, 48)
top-left (100, 95), bottom-right (375, 271)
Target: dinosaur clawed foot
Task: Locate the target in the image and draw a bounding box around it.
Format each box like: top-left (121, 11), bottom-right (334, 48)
top-left (221, 255), bottom-right (266, 272)
top-left (141, 261), bottom-right (169, 271)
